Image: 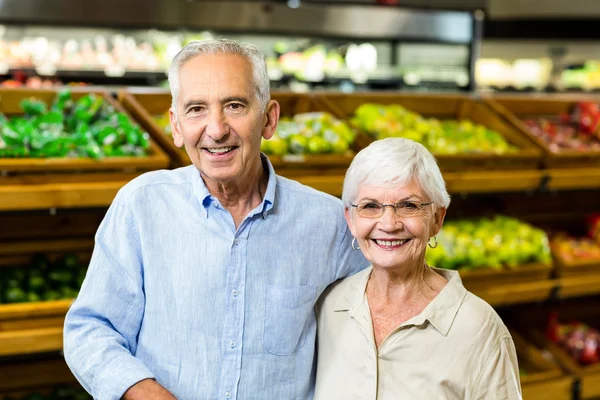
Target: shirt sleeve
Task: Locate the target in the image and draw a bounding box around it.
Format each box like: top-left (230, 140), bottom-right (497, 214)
top-left (333, 222), bottom-right (369, 281)
top-left (472, 337), bottom-right (523, 400)
top-left (63, 198), bottom-right (155, 400)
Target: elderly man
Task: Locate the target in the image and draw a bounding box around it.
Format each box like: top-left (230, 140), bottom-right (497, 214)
top-left (63, 39), bottom-right (367, 400)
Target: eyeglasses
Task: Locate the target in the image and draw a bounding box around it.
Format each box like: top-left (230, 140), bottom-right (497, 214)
top-left (351, 201), bottom-right (434, 219)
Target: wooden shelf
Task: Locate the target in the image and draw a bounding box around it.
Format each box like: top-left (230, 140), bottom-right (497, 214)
top-left (0, 300), bottom-right (71, 357)
top-left (0, 357), bottom-right (76, 393)
top-left (0, 327), bottom-right (64, 357)
top-left (558, 274), bottom-right (600, 299)
top-left (467, 279), bottom-right (556, 307)
top-left (444, 169), bottom-right (543, 194)
top-left (0, 172), bottom-right (140, 211)
top-left (547, 168), bottom-right (600, 191)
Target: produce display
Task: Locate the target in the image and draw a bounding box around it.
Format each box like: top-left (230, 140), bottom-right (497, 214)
top-left (551, 233), bottom-right (600, 264)
top-left (351, 103), bottom-right (518, 154)
top-left (154, 111), bottom-right (172, 135)
top-left (0, 254), bottom-right (86, 304)
top-left (260, 112), bottom-right (356, 156)
top-left (0, 90), bottom-right (150, 158)
top-left (426, 216), bottom-right (552, 270)
top-left (3, 386), bottom-right (91, 400)
top-left (547, 313), bottom-right (600, 366)
top-left (524, 102), bottom-right (600, 152)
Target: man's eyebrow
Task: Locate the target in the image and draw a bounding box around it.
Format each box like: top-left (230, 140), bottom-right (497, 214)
top-left (222, 96), bottom-right (250, 104)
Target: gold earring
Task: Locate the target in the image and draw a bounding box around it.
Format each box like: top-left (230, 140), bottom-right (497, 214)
top-left (352, 237), bottom-right (360, 250)
top-left (428, 236), bottom-right (438, 249)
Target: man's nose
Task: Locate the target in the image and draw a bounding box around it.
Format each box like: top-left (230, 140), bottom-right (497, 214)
top-left (205, 109), bottom-right (229, 141)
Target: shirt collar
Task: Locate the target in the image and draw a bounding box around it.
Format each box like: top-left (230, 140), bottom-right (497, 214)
top-left (410, 268), bottom-right (467, 336)
top-left (333, 266), bottom-right (467, 337)
top-left (190, 153), bottom-right (277, 218)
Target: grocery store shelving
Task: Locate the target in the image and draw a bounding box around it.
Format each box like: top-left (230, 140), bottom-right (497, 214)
top-left (1, 167), bottom-right (600, 212)
top-left (0, 172), bottom-right (141, 211)
top-left (0, 356), bottom-right (76, 393)
top-left (0, 301), bottom-right (71, 357)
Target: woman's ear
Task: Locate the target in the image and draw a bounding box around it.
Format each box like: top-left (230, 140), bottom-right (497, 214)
top-left (344, 207), bottom-right (356, 237)
top-left (431, 207), bottom-right (447, 236)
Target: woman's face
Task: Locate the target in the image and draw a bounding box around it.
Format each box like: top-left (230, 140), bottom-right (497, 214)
top-left (345, 179), bottom-right (446, 271)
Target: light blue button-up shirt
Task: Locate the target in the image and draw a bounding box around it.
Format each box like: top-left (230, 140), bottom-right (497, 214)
top-left (63, 156), bottom-right (368, 400)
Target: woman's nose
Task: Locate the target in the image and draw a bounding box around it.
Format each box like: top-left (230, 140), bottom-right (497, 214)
top-left (379, 207), bottom-right (403, 230)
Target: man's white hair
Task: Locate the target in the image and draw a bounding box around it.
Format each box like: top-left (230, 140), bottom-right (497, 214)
top-left (342, 138), bottom-right (451, 209)
top-left (168, 39), bottom-right (270, 114)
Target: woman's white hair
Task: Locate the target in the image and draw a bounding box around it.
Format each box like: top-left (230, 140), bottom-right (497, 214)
top-left (168, 39), bottom-right (270, 114)
top-left (342, 138), bottom-right (451, 209)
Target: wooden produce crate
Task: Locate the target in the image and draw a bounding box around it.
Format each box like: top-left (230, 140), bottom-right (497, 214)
top-left (0, 237), bottom-right (93, 357)
top-left (313, 92), bottom-right (542, 172)
top-left (0, 356), bottom-right (78, 397)
top-left (525, 305), bottom-right (600, 400)
top-left (119, 89), bottom-right (356, 177)
top-left (511, 329), bottom-right (574, 400)
top-left (485, 95), bottom-right (600, 169)
top-left (119, 88), bottom-right (189, 167)
top-left (554, 254), bottom-right (600, 279)
top-left (0, 87), bottom-right (170, 175)
top-left (552, 241), bottom-right (600, 299)
top-left (456, 263), bottom-right (556, 306)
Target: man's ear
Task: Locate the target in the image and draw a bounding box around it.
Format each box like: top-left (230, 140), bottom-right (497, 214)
top-left (431, 207), bottom-right (447, 237)
top-left (344, 207), bottom-right (357, 238)
top-left (262, 100), bottom-right (280, 140)
top-left (170, 108), bottom-right (184, 148)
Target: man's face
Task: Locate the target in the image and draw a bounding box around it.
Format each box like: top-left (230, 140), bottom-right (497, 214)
top-left (170, 53), bottom-right (276, 185)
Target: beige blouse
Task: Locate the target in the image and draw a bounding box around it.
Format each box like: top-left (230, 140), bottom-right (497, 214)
top-left (315, 267), bottom-right (522, 400)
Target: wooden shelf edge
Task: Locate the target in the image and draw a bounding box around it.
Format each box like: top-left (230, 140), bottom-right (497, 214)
top-left (0, 300), bottom-right (73, 322)
top-left (0, 180), bottom-right (128, 211)
top-left (0, 327), bottom-right (63, 356)
top-left (0, 238), bottom-right (94, 257)
top-left (547, 168), bottom-right (600, 190)
top-left (468, 279), bottom-right (556, 307)
top-left (558, 274), bottom-right (600, 299)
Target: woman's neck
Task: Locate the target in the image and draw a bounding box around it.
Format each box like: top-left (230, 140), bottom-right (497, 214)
top-left (367, 262), bottom-right (445, 305)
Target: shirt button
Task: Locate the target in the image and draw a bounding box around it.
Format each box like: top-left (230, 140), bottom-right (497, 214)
top-left (234, 238), bottom-right (240, 245)
top-left (225, 391), bottom-right (232, 399)
top-left (229, 340), bottom-right (237, 348)
top-left (232, 289), bottom-right (239, 297)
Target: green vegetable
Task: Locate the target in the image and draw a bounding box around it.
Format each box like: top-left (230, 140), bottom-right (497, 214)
top-left (0, 91), bottom-right (151, 159)
top-left (1, 253), bottom-right (87, 305)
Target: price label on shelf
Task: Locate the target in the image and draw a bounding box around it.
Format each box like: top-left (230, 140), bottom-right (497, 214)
top-left (282, 154), bottom-right (306, 163)
top-left (104, 65), bottom-right (126, 77)
top-left (35, 65), bottom-right (57, 76)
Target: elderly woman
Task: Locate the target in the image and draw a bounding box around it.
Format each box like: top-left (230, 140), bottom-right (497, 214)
top-left (315, 138), bottom-right (521, 400)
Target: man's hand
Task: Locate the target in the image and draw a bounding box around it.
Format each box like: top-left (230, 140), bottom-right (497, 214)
top-left (122, 378), bottom-right (177, 400)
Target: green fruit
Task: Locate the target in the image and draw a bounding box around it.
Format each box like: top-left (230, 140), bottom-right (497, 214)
top-left (307, 136), bottom-right (331, 154)
top-left (288, 134), bottom-right (309, 154)
top-left (6, 287), bottom-right (27, 303)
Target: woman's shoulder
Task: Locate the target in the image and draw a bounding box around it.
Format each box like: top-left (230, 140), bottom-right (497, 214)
top-left (451, 290), bottom-right (512, 341)
top-left (316, 266), bottom-right (372, 314)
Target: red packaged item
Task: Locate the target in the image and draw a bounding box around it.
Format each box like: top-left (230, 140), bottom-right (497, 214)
top-left (571, 102), bottom-right (600, 140)
top-left (588, 214), bottom-right (600, 243)
top-left (547, 314), bottom-right (600, 366)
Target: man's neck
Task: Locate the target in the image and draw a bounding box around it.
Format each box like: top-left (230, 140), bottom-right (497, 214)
top-left (202, 159), bottom-right (269, 228)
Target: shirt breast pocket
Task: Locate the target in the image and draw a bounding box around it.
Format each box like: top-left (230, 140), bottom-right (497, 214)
top-left (263, 284), bottom-right (317, 356)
